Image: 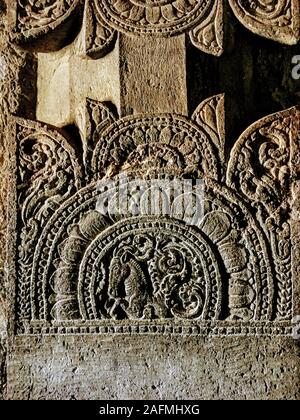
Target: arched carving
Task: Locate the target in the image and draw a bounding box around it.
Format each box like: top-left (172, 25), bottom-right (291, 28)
top-left (11, 100), bottom-right (297, 334)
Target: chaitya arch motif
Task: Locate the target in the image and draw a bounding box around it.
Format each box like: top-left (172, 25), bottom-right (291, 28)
top-left (9, 96), bottom-right (298, 336)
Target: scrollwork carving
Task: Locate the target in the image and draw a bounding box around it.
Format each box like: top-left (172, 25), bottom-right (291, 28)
top-left (227, 107), bottom-right (300, 320)
top-left (14, 117), bottom-right (83, 320)
top-left (190, 0), bottom-right (224, 57)
top-left (11, 0), bottom-right (83, 51)
top-left (10, 99), bottom-right (297, 334)
top-left (78, 217), bottom-right (222, 321)
top-left (229, 0), bottom-right (300, 45)
top-left (227, 107), bottom-right (299, 222)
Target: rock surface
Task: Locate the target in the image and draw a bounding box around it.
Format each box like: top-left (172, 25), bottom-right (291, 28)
top-left (0, 0), bottom-right (299, 400)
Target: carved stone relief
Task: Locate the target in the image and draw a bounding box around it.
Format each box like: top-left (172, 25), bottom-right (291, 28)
top-left (0, 0), bottom-right (299, 401)
top-left (11, 0), bottom-right (84, 51)
top-left (8, 97), bottom-right (298, 336)
top-left (9, 0), bottom-right (300, 58)
top-left (229, 0), bottom-right (300, 45)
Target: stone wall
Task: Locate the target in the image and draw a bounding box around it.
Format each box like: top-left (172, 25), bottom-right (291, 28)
top-left (0, 0), bottom-right (299, 400)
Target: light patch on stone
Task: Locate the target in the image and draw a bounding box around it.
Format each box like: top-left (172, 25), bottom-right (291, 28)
top-left (0, 55), bottom-right (6, 81)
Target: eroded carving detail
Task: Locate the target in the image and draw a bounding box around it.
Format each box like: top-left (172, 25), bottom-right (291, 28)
top-left (84, 98), bottom-right (118, 172)
top-left (15, 118), bottom-right (83, 320)
top-left (91, 114), bottom-right (222, 180)
top-left (227, 107), bottom-right (300, 320)
top-left (229, 0), bottom-right (300, 45)
top-left (11, 0), bottom-right (83, 51)
top-left (10, 99), bottom-right (298, 335)
top-left (190, 0), bottom-right (224, 56)
top-left (10, 0), bottom-right (299, 56)
top-left (85, 0), bottom-right (117, 59)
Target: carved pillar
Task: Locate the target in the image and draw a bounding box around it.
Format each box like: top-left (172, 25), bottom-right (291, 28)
top-left (0, 0), bottom-right (299, 400)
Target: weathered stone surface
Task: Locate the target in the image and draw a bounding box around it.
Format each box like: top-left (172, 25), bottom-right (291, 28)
top-left (7, 336), bottom-right (300, 400)
top-left (37, 38), bottom-right (120, 128)
top-left (8, 100), bottom-right (298, 332)
top-left (0, 1), bottom-right (38, 399)
top-left (229, 0), bottom-right (300, 46)
top-left (0, 0), bottom-right (299, 400)
top-left (119, 34), bottom-right (188, 116)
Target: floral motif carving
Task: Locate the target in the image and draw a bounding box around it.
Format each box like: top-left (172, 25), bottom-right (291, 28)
top-left (91, 114), bottom-right (222, 180)
top-left (14, 117), bottom-right (83, 320)
top-left (10, 0), bottom-right (299, 55)
top-left (91, 0), bottom-right (224, 55)
top-left (85, 0), bottom-right (117, 59)
top-left (9, 98), bottom-right (297, 334)
top-left (11, 0), bottom-right (83, 51)
top-left (227, 107), bottom-right (300, 320)
top-left (95, 0), bottom-right (212, 34)
top-left (229, 0), bottom-right (300, 45)
top-left (189, 0), bottom-right (224, 56)
top-left (227, 108), bottom-right (299, 222)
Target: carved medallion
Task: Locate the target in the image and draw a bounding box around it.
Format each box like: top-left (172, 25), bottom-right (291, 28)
top-left (78, 216), bottom-right (222, 321)
top-left (29, 178), bottom-right (273, 324)
top-left (91, 114), bottom-right (221, 180)
top-left (94, 0), bottom-right (212, 36)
